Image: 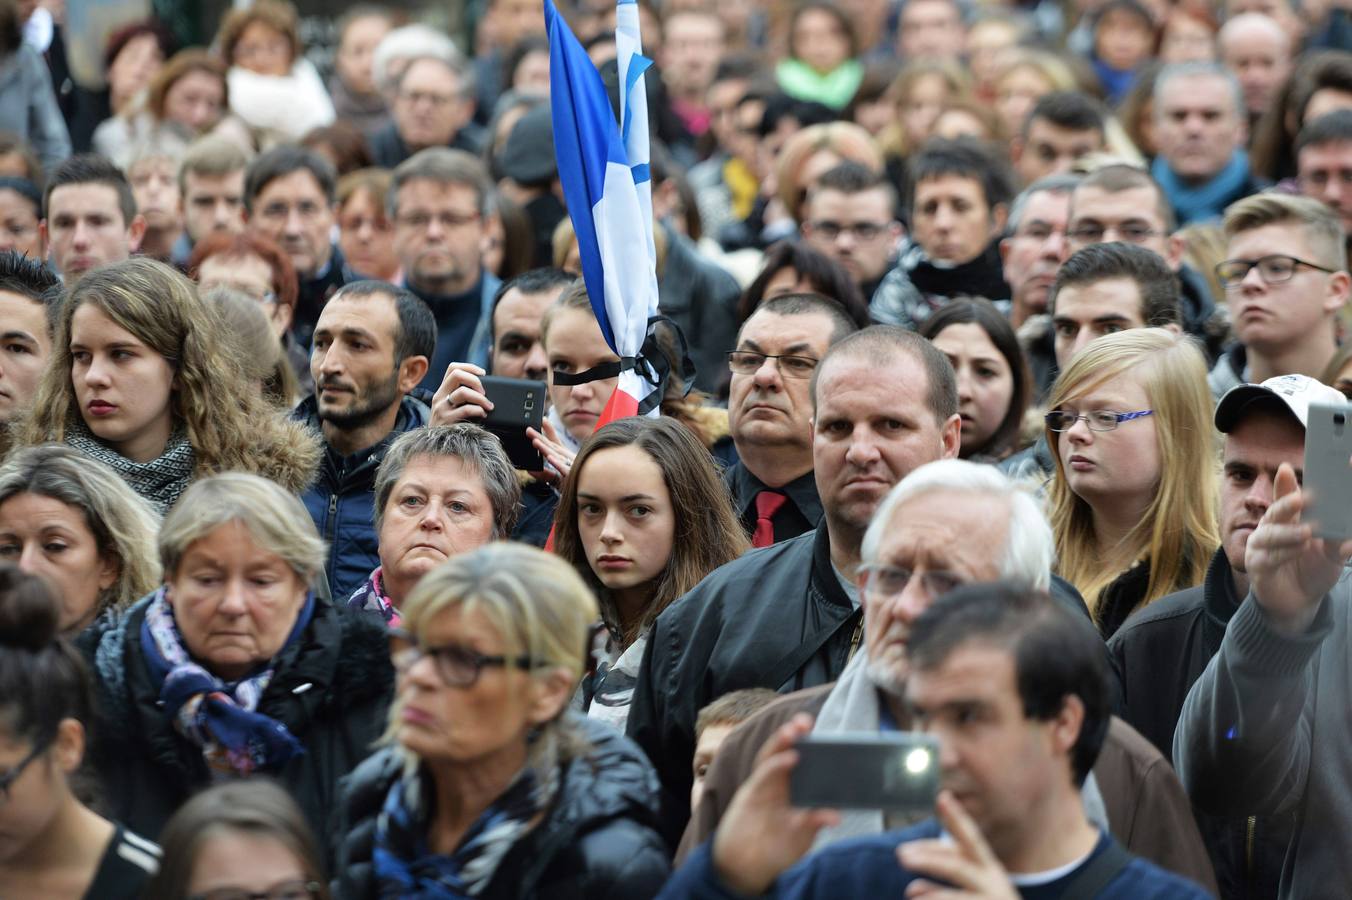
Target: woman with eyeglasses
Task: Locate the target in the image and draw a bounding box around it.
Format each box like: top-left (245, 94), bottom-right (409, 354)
top-left (79, 473), bottom-right (393, 848)
top-left (0, 566), bottom-right (161, 899)
top-left (553, 417), bottom-right (749, 731)
top-left (334, 543), bottom-right (670, 898)
top-left (142, 781), bottom-right (328, 900)
top-left (1045, 328), bottom-right (1218, 639)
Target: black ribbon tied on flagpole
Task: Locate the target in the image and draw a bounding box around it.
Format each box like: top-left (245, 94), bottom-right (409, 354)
top-left (548, 315), bottom-right (697, 415)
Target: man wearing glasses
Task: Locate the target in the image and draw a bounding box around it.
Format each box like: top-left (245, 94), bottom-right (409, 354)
top-left (370, 53), bottom-right (482, 170)
top-left (389, 148), bottom-right (501, 392)
top-left (245, 147), bottom-right (352, 348)
top-left (1064, 164), bottom-right (1222, 362)
top-left (800, 163), bottom-right (904, 302)
top-left (676, 460), bottom-right (1216, 892)
top-left (723, 295), bottom-right (859, 549)
top-left (628, 326), bottom-right (961, 845)
top-left (1208, 194), bottom-right (1349, 400)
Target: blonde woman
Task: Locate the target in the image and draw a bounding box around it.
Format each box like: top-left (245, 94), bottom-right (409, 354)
top-left (0, 445), bottom-right (161, 635)
top-left (12, 257), bottom-right (319, 513)
top-left (334, 543), bottom-right (670, 898)
top-left (1045, 328), bottom-right (1218, 638)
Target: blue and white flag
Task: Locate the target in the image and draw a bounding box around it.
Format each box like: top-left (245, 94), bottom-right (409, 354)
top-left (545, 0), bottom-right (660, 421)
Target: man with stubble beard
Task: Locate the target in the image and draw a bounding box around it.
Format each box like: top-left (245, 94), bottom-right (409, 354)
top-left (296, 281), bottom-right (436, 599)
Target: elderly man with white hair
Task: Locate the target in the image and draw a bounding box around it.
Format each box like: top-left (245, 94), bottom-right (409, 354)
top-left (678, 459), bottom-right (1217, 893)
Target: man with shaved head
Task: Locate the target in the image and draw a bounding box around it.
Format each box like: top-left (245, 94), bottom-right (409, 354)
top-left (1219, 13), bottom-right (1293, 125)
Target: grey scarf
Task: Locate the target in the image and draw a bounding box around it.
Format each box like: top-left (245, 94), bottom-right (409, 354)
top-left (809, 652), bottom-right (1110, 850)
top-left (66, 423), bottom-right (194, 514)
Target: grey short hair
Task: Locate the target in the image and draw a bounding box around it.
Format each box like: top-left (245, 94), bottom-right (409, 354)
top-left (1005, 173), bottom-right (1082, 235)
top-left (373, 425), bottom-right (521, 538)
top-left (371, 24), bottom-right (462, 95)
top-left (391, 52), bottom-right (476, 101)
top-left (159, 473), bottom-right (327, 590)
top-left (388, 148), bottom-right (494, 218)
top-left (860, 459), bottom-right (1053, 590)
top-left (0, 444), bottom-right (162, 617)
top-left (1153, 62), bottom-right (1244, 120)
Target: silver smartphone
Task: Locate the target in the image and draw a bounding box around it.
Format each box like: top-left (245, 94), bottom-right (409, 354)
top-left (1303, 402), bottom-right (1352, 541)
top-left (789, 733), bottom-right (941, 811)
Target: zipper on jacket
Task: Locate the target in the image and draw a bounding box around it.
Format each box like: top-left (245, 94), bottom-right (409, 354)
top-left (1245, 815), bottom-right (1256, 882)
top-left (325, 494), bottom-right (340, 583)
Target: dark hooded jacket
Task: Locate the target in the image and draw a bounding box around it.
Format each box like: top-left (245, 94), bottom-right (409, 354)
top-left (79, 594), bottom-right (394, 853)
top-left (333, 716), bottom-right (670, 900)
top-left (295, 389), bottom-right (433, 599)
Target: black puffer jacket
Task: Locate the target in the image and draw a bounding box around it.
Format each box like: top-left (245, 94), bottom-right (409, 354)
top-left (333, 716), bottom-right (670, 900)
top-left (81, 593), bottom-right (394, 853)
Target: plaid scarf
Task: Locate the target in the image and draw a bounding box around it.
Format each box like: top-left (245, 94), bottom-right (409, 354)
top-left (373, 758), bottom-right (559, 897)
top-left (139, 586), bottom-right (311, 776)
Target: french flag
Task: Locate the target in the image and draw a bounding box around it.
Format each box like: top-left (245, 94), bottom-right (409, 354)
top-left (545, 0), bottom-right (661, 423)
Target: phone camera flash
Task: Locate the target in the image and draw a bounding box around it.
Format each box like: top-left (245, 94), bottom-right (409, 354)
top-left (904, 748), bottom-right (931, 774)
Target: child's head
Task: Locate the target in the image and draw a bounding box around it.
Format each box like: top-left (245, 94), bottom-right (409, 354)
top-left (691, 688), bottom-right (779, 810)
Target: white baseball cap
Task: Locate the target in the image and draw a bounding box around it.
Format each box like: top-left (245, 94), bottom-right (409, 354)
top-left (1215, 374), bottom-right (1348, 433)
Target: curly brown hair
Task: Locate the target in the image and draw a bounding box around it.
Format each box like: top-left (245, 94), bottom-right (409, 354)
top-left (14, 258), bottom-right (318, 492)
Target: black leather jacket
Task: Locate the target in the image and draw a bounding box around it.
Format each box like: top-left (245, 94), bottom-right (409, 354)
top-left (627, 526), bottom-right (861, 845)
top-left (332, 716), bottom-right (670, 900)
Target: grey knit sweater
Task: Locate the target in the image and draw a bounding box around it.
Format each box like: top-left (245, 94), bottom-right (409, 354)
top-left (1175, 569), bottom-right (1352, 899)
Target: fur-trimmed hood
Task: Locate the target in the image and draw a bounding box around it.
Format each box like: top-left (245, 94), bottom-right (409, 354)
top-left (241, 416), bottom-right (323, 494)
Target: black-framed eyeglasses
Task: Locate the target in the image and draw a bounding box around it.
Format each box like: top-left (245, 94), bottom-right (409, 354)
top-left (1066, 223), bottom-right (1161, 244)
top-left (188, 880), bottom-right (324, 900)
top-left (0, 736), bottom-right (51, 803)
top-left (1045, 409), bottom-right (1154, 432)
top-left (389, 629), bottom-right (538, 687)
top-left (807, 220), bottom-right (893, 241)
top-left (1215, 254), bottom-right (1337, 288)
top-left (727, 350), bottom-right (820, 378)
top-left (857, 563), bottom-right (966, 599)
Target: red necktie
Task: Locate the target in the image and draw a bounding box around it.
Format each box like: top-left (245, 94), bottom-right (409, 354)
top-left (752, 491), bottom-right (788, 548)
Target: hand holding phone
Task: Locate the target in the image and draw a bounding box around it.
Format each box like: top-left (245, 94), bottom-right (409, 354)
top-left (430, 363), bottom-right (492, 427)
top-left (480, 375), bottom-right (547, 471)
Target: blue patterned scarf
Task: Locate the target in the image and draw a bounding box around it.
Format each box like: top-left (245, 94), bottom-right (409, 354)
top-left (139, 586), bottom-right (312, 776)
top-left (373, 760), bottom-right (559, 898)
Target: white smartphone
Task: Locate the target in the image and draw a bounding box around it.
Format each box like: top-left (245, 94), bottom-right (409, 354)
top-left (1303, 402), bottom-right (1352, 541)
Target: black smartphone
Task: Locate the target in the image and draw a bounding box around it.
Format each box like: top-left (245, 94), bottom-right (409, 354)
top-left (480, 376), bottom-right (547, 471)
top-left (789, 733), bottom-right (941, 811)
top-left (1304, 401), bottom-right (1352, 541)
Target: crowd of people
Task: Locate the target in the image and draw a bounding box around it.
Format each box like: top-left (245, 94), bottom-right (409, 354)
top-left (2, 0), bottom-right (1352, 896)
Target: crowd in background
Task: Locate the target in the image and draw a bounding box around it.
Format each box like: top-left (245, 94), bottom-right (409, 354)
top-left (2, 0), bottom-right (1352, 896)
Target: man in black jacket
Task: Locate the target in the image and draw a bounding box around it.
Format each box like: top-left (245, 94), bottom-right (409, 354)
top-left (724, 295), bottom-right (859, 547)
top-left (627, 326), bottom-right (962, 843)
top-left (1108, 373), bottom-right (1345, 899)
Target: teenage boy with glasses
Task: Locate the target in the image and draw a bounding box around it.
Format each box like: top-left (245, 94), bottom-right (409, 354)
top-left (1208, 194), bottom-right (1350, 400)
